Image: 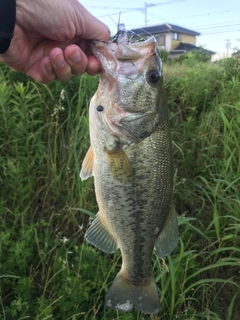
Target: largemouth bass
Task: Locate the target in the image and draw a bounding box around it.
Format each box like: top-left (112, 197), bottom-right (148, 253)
top-left (80, 35), bottom-right (178, 314)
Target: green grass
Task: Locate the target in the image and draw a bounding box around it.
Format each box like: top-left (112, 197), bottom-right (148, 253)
top-left (0, 56), bottom-right (240, 319)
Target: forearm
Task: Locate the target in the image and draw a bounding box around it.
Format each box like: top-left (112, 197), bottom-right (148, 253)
top-left (0, 0), bottom-right (16, 53)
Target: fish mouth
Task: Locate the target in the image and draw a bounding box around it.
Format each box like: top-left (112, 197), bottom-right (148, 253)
top-left (89, 37), bottom-right (158, 80)
top-left (90, 36), bottom-right (157, 62)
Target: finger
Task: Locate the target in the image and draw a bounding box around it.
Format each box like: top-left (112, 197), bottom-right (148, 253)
top-left (49, 48), bottom-right (72, 81)
top-left (26, 56), bottom-right (56, 84)
top-left (38, 57), bottom-right (56, 83)
top-left (24, 41), bottom-right (88, 83)
top-left (76, 3), bottom-right (111, 42)
top-left (86, 55), bottom-right (102, 76)
top-left (64, 44), bottom-right (88, 76)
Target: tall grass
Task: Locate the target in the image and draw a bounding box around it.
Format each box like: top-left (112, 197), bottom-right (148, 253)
top-left (0, 56), bottom-right (240, 319)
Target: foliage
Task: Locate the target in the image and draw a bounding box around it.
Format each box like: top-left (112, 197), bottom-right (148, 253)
top-left (216, 57), bottom-right (240, 81)
top-left (157, 48), bottom-right (169, 63)
top-left (169, 48), bottom-right (212, 66)
top-left (0, 58), bottom-right (240, 320)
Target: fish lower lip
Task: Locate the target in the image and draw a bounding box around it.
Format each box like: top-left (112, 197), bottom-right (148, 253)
top-left (90, 40), bottom-right (109, 47)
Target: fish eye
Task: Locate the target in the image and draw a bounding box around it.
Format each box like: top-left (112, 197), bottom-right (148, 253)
top-left (97, 105), bottom-right (104, 112)
top-left (147, 70), bottom-right (160, 84)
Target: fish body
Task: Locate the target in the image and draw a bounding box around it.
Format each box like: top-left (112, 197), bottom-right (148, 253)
top-left (80, 36), bottom-right (178, 314)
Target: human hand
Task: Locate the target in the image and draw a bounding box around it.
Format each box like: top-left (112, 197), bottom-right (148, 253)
top-left (0, 0), bottom-right (110, 83)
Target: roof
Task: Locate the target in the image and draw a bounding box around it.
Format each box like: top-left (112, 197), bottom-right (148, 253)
top-left (232, 51), bottom-right (240, 56)
top-left (173, 42), bottom-right (215, 55)
top-left (131, 23), bottom-right (200, 36)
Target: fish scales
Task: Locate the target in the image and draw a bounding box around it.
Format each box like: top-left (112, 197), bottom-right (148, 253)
top-left (94, 125), bottom-right (172, 275)
top-left (80, 36), bottom-right (178, 314)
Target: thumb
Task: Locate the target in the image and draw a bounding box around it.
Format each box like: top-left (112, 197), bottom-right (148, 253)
top-left (74, 3), bottom-right (111, 42)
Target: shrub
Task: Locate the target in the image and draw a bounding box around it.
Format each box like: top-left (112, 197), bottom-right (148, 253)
top-left (0, 58), bottom-right (239, 320)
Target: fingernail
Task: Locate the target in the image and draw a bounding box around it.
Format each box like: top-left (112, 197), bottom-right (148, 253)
top-left (53, 53), bottom-right (65, 68)
top-left (70, 50), bottom-right (81, 63)
top-left (46, 61), bottom-right (53, 73)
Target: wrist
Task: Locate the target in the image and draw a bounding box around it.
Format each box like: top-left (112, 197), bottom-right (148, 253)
top-left (0, 0), bottom-right (16, 54)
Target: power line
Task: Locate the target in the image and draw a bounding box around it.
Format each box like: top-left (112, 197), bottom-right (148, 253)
top-left (195, 22), bottom-right (240, 35)
top-left (89, 2), bottom-right (240, 36)
top-left (145, 1), bottom-right (185, 26)
top-left (193, 19), bottom-right (240, 29)
top-left (166, 8), bottom-right (240, 22)
top-left (88, 1), bottom-right (183, 11)
top-left (199, 24), bottom-right (240, 33)
top-left (201, 28), bottom-right (240, 35)
top-left (93, 0), bottom-right (184, 26)
top-left (196, 23), bottom-right (240, 31)
top-left (97, 9), bottom-right (138, 18)
top-left (96, 6), bottom-right (240, 30)
top-left (88, 6), bottom-right (135, 10)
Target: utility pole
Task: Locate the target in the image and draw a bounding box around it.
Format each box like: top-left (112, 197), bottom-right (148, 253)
top-left (145, 2), bottom-right (157, 27)
top-left (144, 2), bottom-right (148, 27)
top-left (144, 2), bottom-right (161, 27)
top-left (144, 1), bottom-right (179, 27)
top-left (225, 39), bottom-right (231, 57)
top-left (93, 1), bottom-right (183, 27)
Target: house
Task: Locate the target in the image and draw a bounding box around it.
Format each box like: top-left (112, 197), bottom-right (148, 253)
top-left (130, 23), bottom-right (214, 58)
top-left (170, 42), bottom-right (215, 59)
top-left (232, 51), bottom-right (240, 58)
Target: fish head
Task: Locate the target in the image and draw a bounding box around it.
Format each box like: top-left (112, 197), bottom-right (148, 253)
top-left (90, 37), bottom-right (167, 142)
top-left (91, 36), bottom-right (162, 91)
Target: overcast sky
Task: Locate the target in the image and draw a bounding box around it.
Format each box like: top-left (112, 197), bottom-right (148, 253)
top-left (81, 0), bottom-right (240, 56)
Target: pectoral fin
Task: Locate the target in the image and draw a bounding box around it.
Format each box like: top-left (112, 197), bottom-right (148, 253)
top-left (80, 146), bottom-right (94, 180)
top-left (105, 148), bottom-right (132, 184)
top-left (85, 213), bottom-right (118, 254)
top-left (155, 202), bottom-right (178, 258)
top-left (102, 134), bottom-right (132, 180)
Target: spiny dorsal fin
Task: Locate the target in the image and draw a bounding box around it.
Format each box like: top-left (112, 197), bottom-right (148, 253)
top-left (80, 146), bottom-right (94, 181)
top-left (155, 201), bottom-right (178, 258)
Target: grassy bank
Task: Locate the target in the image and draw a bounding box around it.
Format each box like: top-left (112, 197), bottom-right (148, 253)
top-left (0, 56), bottom-right (239, 320)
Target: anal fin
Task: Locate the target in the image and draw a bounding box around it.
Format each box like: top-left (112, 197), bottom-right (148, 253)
top-left (85, 213), bottom-right (118, 254)
top-left (80, 146), bottom-right (94, 180)
top-left (155, 201), bottom-right (178, 258)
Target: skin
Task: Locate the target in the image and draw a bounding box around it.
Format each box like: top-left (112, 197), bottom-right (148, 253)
top-left (0, 0), bottom-right (110, 83)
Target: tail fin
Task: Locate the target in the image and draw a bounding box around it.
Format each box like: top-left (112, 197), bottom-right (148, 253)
top-left (105, 272), bottom-right (160, 314)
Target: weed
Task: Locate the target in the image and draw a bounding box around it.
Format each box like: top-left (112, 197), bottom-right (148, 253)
top-left (0, 58), bottom-right (239, 319)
